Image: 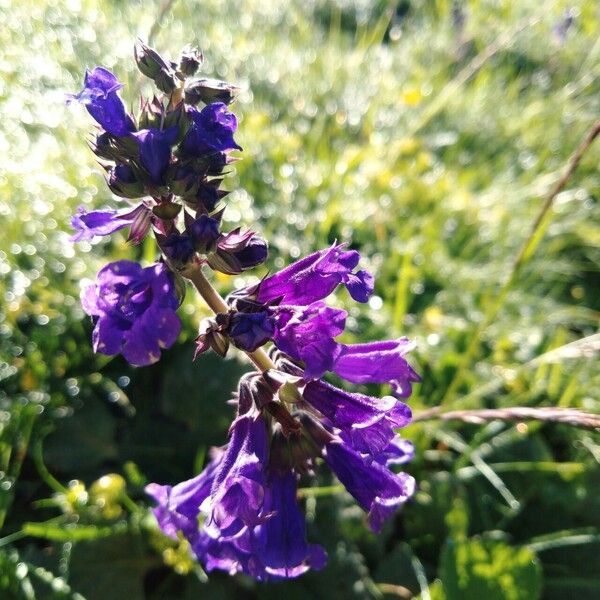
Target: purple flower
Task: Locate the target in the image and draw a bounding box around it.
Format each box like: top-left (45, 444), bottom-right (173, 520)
top-left (182, 103), bottom-right (242, 155)
top-left (227, 311), bottom-right (275, 352)
top-left (333, 338), bottom-right (421, 397)
top-left (323, 440), bottom-right (415, 532)
top-left (250, 470), bottom-right (327, 579)
top-left (145, 450), bottom-right (222, 541)
top-left (256, 244), bottom-right (374, 306)
top-left (272, 302), bottom-right (346, 379)
top-left (81, 260), bottom-right (181, 366)
top-left (70, 204), bottom-right (151, 243)
top-left (133, 127), bottom-right (179, 184)
top-left (209, 413), bottom-right (269, 533)
top-left (193, 527), bottom-right (255, 577)
top-left (208, 229), bottom-right (268, 275)
top-left (69, 67), bottom-right (135, 136)
top-left (302, 378), bottom-right (412, 456)
top-left (372, 437), bottom-right (415, 467)
top-left (161, 232), bottom-right (196, 264)
top-left (232, 234), bottom-right (268, 269)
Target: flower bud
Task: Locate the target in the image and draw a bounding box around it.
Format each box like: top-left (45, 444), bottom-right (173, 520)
top-left (234, 235), bottom-right (268, 269)
top-left (107, 164), bottom-right (145, 198)
top-left (190, 215), bottom-right (220, 253)
top-left (138, 96), bottom-right (164, 130)
top-left (152, 202), bottom-right (182, 220)
top-left (168, 167), bottom-right (199, 197)
top-left (126, 203), bottom-right (153, 245)
top-left (163, 102), bottom-right (189, 139)
top-left (227, 310), bottom-right (275, 352)
top-left (197, 181), bottom-right (227, 212)
top-left (195, 317), bottom-right (229, 358)
top-left (184, 78), bottom-right (240, 106)
top-left (206, 248), bottom-right (243, 275)
top-left (236, 372), bottom-right (274, 412)
top-left (134, 39), bottom-right (179, 94)
top-left (91, 132), bottom-right (119, 160)
top-left (179, 45), bottom-right (203, 76)
top-left (161, 232), bottom-right (195, 266)
top-left (295, 412), bottom-right (336, 448)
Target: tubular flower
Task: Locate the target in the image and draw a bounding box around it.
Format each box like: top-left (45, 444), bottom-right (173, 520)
top-left (69, 67), bottom-right (135, 136)
top-left (323, 440), bottom-right (416, 533)
top-left (301, 377), bottom-right (412, 456)
top-left (332, 338), bottom-right (422, 397)
top-left (271, 302), bottom-right (346, 379)
top-left (71, 204), bottom-right (152, 244)
top-left (255, 243), bottom-right (374, 306)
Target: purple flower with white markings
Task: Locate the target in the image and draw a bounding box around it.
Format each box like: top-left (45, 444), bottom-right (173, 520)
top-left (81, 260), bottom-right (181, 366)
top-left (256, 244), bottom-right (374, 306)
top-left (69, 67), bottom-right (135, 136)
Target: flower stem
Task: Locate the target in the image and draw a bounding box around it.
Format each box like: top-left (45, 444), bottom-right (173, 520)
top-left (412, 406), bottom-right (600, 430)
top-left (186, 266), bottom-right (276, 372)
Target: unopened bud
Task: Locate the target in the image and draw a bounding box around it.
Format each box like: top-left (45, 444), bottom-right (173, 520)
top-left (138, 96), bottom-right (164, 130)
top-left (108, 164), bottom-right (145, 198)
top-left (135, 39), bottom-right (170, 79)
top-left (206, 248), bottom-right (243, 275)
top-left (168, 167), bottom-right (199, 197)
top-left (195, 318), bottom-right (229, 358)
top-left (152, 202), bottom-right (182, 220)
top-left (161, 231), bottom-right (195, 266)
top-left (190, 214), bottom-right (220, 253)
top-left (184, 78), bottom-right (240, 106)
top-left (179, 45), bottom-right (204, 76)
top-left (134, 39), bottom-right (179, 94)
top-left (92, 132), bottom-right (119, 160)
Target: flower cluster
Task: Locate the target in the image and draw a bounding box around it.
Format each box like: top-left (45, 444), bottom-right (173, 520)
top-left (69, 40), bottom-right (420, 580)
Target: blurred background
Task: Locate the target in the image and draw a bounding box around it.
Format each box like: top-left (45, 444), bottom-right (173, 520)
top-left (1, 0), bottom-right (599, 598)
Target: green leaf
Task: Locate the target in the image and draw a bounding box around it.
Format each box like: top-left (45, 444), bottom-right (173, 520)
top-left (440, 537), bottom-right (542, 600)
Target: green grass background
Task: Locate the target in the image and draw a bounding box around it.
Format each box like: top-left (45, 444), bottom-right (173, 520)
top-left (1, 0), bottom-right (599, 598)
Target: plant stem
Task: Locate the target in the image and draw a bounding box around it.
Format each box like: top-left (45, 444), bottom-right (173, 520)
top-left (185, 266), bottom-right (276, 372)
top-left (412, 406), bottom-right (600, 431)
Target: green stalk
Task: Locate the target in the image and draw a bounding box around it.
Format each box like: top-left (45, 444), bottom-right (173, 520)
top-left (185, 265), bottom-right (276, 373)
